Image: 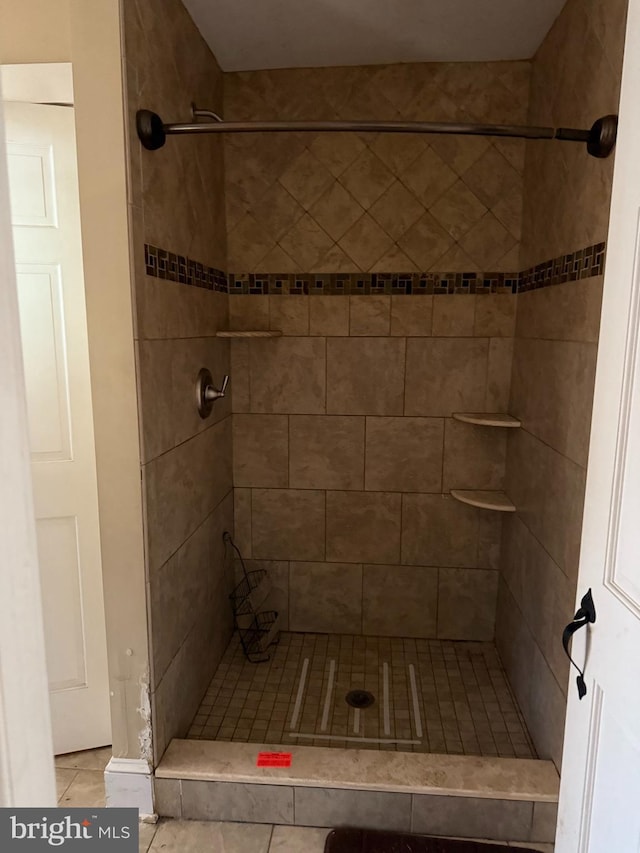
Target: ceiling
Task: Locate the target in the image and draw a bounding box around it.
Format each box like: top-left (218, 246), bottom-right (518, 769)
top-left (182, 0), bottom-right (567, 72)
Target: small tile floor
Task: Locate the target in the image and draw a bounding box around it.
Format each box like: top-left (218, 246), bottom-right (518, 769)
top-left (54, 749), bottom-right (554, 852)
top-left (188, 632), bottom-right (536, 758)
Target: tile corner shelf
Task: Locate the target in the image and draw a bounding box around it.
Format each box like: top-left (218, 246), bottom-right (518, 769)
top-left (452, 412), bottom-right (522, 428)
top-left (216, 330), bottom-right (282, 338)
top-left (450, 489), bottom-right (516, 512)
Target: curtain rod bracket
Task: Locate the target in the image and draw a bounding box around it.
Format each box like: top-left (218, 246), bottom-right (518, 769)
top-left (135, 108), bottom-right (618, 159)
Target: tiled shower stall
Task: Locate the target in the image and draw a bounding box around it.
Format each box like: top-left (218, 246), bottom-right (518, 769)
top-left (123, 0), bottom-right (626, 777)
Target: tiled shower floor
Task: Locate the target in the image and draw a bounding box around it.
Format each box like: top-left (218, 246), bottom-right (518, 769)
top-left (188, 632), bottom-right (536, 759)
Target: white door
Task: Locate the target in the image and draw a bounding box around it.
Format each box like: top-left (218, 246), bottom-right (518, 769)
top-left (556, 2), bottom-right (640, 851)
top-left (4, 101), bottom-right (111, 755)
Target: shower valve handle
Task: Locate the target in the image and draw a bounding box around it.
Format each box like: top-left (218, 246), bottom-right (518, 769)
top-left (196, 368), bottom-right (229, 418)
top-left (205, 374), bottom-right (229, 402)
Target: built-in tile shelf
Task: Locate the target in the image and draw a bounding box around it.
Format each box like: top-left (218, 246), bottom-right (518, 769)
top-left (452, 413), bottom-right (522, 428)
top-left (450, 490), bottom-right (516, 513)
top-left (216, 330), bottom-right (282, 338)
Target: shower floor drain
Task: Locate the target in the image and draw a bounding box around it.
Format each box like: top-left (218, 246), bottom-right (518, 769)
top-left (345, 689), bottom-right (375, 709)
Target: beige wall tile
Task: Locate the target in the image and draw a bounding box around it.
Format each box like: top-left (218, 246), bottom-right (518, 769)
top-left (234, 488), bottom-right (252, 558)
top-left (312, 244), bottom-right (360, 273)
top-left (296, 787), bottom-right (411, 832)
top-left (229, 296), bottom-right (269, 331)
top-left (390, 296), bottom-right (433, 336)
top-left (137, 339), bottom-right (174, 462)
top-left (443, 418), bottom-right (507, 491)
top-left (437, 568), bottom-right (498, 641)
top-left (149, 515), bottom-right (211, 682)
top-left (309, 182), bottom-right (364, 242)
top-left (339, 149), bottom-right (395, 209)
top-left (279, 214), bottom-right (334, 270)
top-left (181, 780), bottom-right (294, 823)
top-left (462, 146), bottom-right (522, 212)
top-left (326, 491), bottom-right (402, 564)
top-left (269, 296), bottom-right (310, 335)
top-left (349, 295), bottom-right (391, 335)
top-left (430, 181), bottom-right (487, 241)
top-left (249, 337), bottom-right (326, 414)
top-left (459, 211), bottom-right (516, 270)
top-left (516, 278), bottom-right (603, 343)
top-left (171, 336), bottom-right (231, 447)
top-left (510, 338), bottom-right (598, 467)
top-left (310, 296), bottom-right (350, 336)
top-left (289, 415), bottom-right (365, 489)
top-left (145, 418), bottom-right (233, 572)
top-left (365, 417), bottom-right (443, 492)
top-left (431, 295), bottom-right (476, 336)
top-left (233, 414), bottom-right (289, 488)
top-left (398, 212), bottom-right (454, 270)
top-left (228, 214), bottom-right (274, 270)
top-left (401, 147), bottom-right (457, 207)
top-left (370, 131), bottom-right (426, 174)
top-left (224, 63), bottom-right (529, 277)
top-left (327, 338), bottom-right (406, 415)
top-left (241, 558), bottom-right (290, 631)
top-left (289, 562), bottom-right (363, 633)
top-left (401, 494), bottom-right (485, 568)
top-left (230, 340), bottom-right (250, 413)
top-left (338, 214), bottom-right (394, 271)
top-left (309, 132), bottom-right (366, 178)
top-left (486, 337), bottom-right (514, 411)
top-left (501, 515), bottom-right (572, 691)
top-left (411, 794), bottom-right (531, 840)
top-left (363, 564), bottom-right (438, 637)
top-left (252, 488), bottom-right (325, 561)
top-left (520, 0), bottom-right (623, 266)
top-left (252, 183), bottom-right (305, 242)
top-left (405, 338), bottom-right (489, 416)
top-left (474, 294), bottom-right (517, 337)
top-left (369, 180), bottom-right (425, 241)
top-left (506, 428), bottom-right (586, 583)
top-left (137, 277), bottom-right (227, 341)
top-left (279, 149), bottom-right (334, 210)
top-left (373, 245), bottom-right (419, 273)
top-left (258, 244), bottom-right (300, 273)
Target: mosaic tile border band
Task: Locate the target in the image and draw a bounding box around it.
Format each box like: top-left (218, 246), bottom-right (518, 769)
top-left (145, 244), bottom-right (228, 291)
top-left (144, 242), bottom-right (605, 296)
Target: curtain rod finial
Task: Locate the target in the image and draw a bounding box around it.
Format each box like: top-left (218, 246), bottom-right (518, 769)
top-left (137, 109), bottom-right (166, 150)
top-left (588, 114), bottom-right (618, 159)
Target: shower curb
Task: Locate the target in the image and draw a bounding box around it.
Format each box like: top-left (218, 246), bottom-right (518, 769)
top-left (154, 739), bottom-right (559, 844)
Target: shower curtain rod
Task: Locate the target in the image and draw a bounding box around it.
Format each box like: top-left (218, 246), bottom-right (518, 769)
top-left (136, 107), bottom-right (618, 159)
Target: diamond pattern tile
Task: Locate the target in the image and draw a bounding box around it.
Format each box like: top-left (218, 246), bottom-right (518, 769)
top-left (339, 149), bottom-right (395, 210)
top-left (224, 62), bottom-right (528, 274)
top-left (430, 181), bottom-right (487, 241)
top-left (278, 149), bottom-right (334, 210)
top-left (310, 183), bottom-right (365, 242)
top-left (369, 180), bottom-right (425, 241)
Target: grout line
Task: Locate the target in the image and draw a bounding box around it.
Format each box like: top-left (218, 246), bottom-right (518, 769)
top-left (353, 708), bottom-right (361, 734)
top-left (289, 657), bottom-right (309, 731)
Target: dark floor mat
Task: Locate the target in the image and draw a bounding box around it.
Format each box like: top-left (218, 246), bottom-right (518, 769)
top-left (324, 827), bottom-right (541, 853)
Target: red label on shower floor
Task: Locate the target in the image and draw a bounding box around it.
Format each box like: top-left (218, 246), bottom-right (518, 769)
top-left (257, 751), bottom-right (292, 767)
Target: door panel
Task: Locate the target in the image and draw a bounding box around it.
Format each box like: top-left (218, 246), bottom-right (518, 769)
top-left (36, 516), bottom-right (86, 691)
top-left (6, 142), bottom-right (57, 226)
top-left (556, 2), bottom-right (640, 849)
top-left (16, 265), bottom-right (72, 461)
top-left (5, 101), bottom-right (111, 754)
